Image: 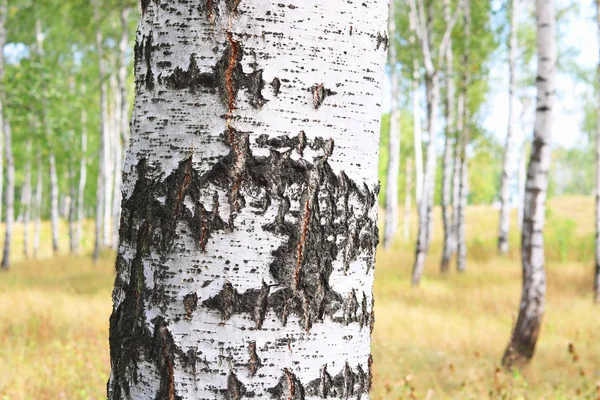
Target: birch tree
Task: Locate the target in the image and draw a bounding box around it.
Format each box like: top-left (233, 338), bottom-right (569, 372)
top-left (33, 150), bottom-right (42, 258)
top-left (384, 0), bottom-right (401, 249)
top-left (455, 0), bottom-right (471, 273)
top-left (107, 1), bottom-right (387, 398)
top-left (503, 0), bottom-right (556, 366)
top-left (1, 120), bottom-right (13, 269)
top-left (22, 141), bottom-right (32, 258)
top-left (404, 156), bottom-right (412, 241)
top-left (410, 0), bottom-right (461, 285)
top-left (498, 0), bottom-right (519, 255)
top-left (440, 0), bottom-right (456, 273)
top-left (76, 109), bottom-right (87, 253)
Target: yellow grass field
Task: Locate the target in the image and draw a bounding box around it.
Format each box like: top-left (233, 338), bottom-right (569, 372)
top-left (1, 196), bottom-right (599, 399)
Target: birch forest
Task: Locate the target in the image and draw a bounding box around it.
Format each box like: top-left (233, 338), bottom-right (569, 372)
top-left (2, 0), bottom-right (600, 399)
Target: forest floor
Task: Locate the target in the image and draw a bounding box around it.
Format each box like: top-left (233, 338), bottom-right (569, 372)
top-left (0, 196), bottom-right (599, 399)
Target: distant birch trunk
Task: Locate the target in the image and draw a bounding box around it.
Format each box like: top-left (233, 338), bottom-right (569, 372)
top-left (93, 2), bottom-right (106, 263)
top-left (111, 70), bottom-right (122, 249)
top-left (404, 157), bottom-right (412, 241)
top-left (503, 0), bottom-right (556, 367)
top-left (33, 150), bottom-right (42, 258)
top-left (456, 0), bottom-right (471, 273)
top-left (0, 0), bottom-right (5, 230)
top-left (23, 141), bottom-right (32, 259)
top-left (69, 163), bottom-right (76, 253)
top-left (107, 1), bottom-right (387, 398)
top-left (49, 152), bottom-right (59, 254)
top-left (383, 0), bottom-right (400, 249)
top-left (409, 11), bottom-right (423, 209)
top-left (410, 0), bottom-right (460, 285)
top-left (595, 0), bottom-right (600, 304)
top-left (498, 0), bottom-right (519, 255)
top-left (76, 110), bottom-right (87, 253)
top-left (1, 120), bottom-right (13, 269)
top-left (440, 0), bottom-right (456, 273)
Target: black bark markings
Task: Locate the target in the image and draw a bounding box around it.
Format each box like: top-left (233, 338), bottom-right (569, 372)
top-left (134, 32), bottom-right (155, 91)
top-left (267, 362), bottom-right (370, 399)
top-left (310, 83), bottom-right (336, 110)
top-left (247, 341), bottom-right (261, 377)
top-left (203, 132), bottom-right (378, 331)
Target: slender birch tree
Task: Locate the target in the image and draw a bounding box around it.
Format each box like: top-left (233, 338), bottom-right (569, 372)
top-left (410, 0), bottom-right (462, 285)
top-left (384, 0), bottom-right (401, 249)
top-left (498, 0), bottom-right (519, 255)
top-left (1, 120), bottom-right (13, 269)
top-left (456, 0), bottom-right (471, 273)
top-left (107, 1), bottom-right (387, 398)
top-left (76, 109), bottom-right (87, 253)
top-left (23, 141), bottom-right (32, 258)
top-left (503, 0), bottom-right (556, 366)
top-left (440, 0), bottom-right (456, 273)
top-left (404, 156), bottom-right (412, 241)
top-left (33, 150), bottom-right (42, 258)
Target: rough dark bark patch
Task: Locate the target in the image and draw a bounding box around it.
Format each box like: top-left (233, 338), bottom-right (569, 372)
top-left (310, 84), bottom-right (336, 110)
top-left (204, 133), bottom-right (377, 330)
top-left (133, 32), bottom-right (155, 91)
top-left (247, 341), bottom-right (261, 377)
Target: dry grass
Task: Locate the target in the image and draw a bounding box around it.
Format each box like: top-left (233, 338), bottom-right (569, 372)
top-left (1, 197), bottom-right (599, 399)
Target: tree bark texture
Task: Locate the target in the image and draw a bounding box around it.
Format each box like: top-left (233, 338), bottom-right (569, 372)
top-left (498, 0), bottom-right (519, 255)
top-left (440, 0), bottom-right (455, 273)
top-left (107, 1), bottom-right (387, 399)
top-left (1, 120), bottom-right (13, 269)
top-left (383, 0), bottom-right (400, 249)
top-left (503, 0), bottom-right (556, 367)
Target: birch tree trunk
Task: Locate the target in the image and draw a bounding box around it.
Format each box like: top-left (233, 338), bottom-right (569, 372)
top-left (456, 0), bottom-right (471, 273)
top-left (1, 120), bottom-right (13, 269)
top-left (76, 110), bottom-right (87, 253)
top-left (383, 0), bottom-right (400, 249)
top-left (33, 150), bottom-right (42, 258)
top-left (409, 10), bottom-right (423, 210)
top-left (69, 164), bottom-right (76, 253)
top-left (107, 1), bottom-right (387, 398)
top-left (49, 152), bottom-right (59, 254)
top-left (498, 0), bottom-right (519, 255)
top-left (23, 141), bottom-right (32, 259)
top-left (404, 157), bottom-right (412, 241)
top-left (595, 0), bottom-right (600, 304)
top-left (93, 2), bottom-right (107, 263)
top-left (503, 0), bottom-right (556, 366)
top-left (440, 0), bottom-right (456, 273)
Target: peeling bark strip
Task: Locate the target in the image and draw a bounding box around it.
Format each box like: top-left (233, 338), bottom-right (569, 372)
top-left (503, 0), bottom-right (556, 368)
top-left (108, 1), bottom-right (387, 399)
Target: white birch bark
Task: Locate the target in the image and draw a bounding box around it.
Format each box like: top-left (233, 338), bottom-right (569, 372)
top-left (498, 0), bottom-right (519, 255)
top-left (409, 9), bottom-right (423, 209)
top-left (404, 156), bottom-right (412, 241)
top-left (383, 0), bottom-right (400, 249)
top-left (518, 140), bottom-right (526, 231)
top-left (22, 141), bottom-right (32, 259)
top-left (49, 152), bottom-right (59, 254)
top-left (112, 69), bottom-right (123, 249)
top-left (596, 0), bottom-right (600, 304)
top-left (503, 0), bottom-right (556, 366)
top-left (440, 0), bottom-right (456, 273)
top-left (76, 109), bottom-right (87, 253)
top-left (1, 119), bottom-right (13, 269)
top-left (107, 1), bottom-right (387, 398)
top-left (93, 1), bottom-right (107, 262)
top-left (33, 150), bottom-right (42, 258)
top-left (69, 163), bottom-right (76, 253)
